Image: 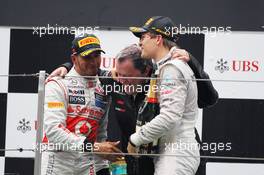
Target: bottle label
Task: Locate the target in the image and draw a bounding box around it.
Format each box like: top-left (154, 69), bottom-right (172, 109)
top-left (111, 161), bottom-right (127, 175)
top-left (135, 76), bottom-right (160, 155)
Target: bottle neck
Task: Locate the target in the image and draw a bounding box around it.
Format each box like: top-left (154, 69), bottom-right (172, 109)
top-left (147, 77), bottom-right (158, 103)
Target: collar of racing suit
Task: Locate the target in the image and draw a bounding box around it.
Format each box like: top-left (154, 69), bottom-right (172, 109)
top-left (155, 46), bottom-right (177, 74)
top-left (67, 67), bottom-right (98, 88)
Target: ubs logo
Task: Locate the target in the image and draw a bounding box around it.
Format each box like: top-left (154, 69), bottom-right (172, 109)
top-left (17, 118), bottom-right (31, 133)
top-left (215, 59), bottom-right (260, 73)
top-left (215, 58), bottom-right (229, 73)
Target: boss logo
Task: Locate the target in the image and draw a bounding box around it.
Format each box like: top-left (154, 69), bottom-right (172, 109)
top-left (69, 96), bottom-right (85, 105)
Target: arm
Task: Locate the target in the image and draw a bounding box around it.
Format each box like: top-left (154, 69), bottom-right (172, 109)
top-left (130, 65), bottom-right (187, 146)
top-left (96, 102), bottom-right (110, 142)
top-left (94, 103), bottom-right (124, 161)
top-left (187, 54), bottom-right (219, 108)
top-left (47, 62), bottom-right (72, 80)
top-left (61, 62), bottom-right (73, 72)
top-left (171, 49), bottom-right (219, 108)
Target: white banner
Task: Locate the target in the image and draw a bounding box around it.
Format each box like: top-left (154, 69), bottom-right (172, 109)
top-left (204, 32), bottom-right (264, 99)
top-left (0, 28), bottom-right (10, 93)
top-left (5, 93), bottom-right (38, 157)
top-left (206, 162), bottom-right (264, 175)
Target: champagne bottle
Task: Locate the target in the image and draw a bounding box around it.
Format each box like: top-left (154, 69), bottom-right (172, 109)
top-left (110, 157), bottom-right (127, 175)
top-left (136, 74), bottom-right (160, 154)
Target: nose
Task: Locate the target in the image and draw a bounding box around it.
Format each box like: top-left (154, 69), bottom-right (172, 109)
top-left (87, 57), bottom-right (96, 65)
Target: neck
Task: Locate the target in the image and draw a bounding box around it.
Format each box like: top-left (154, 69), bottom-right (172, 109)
top-left (152, 46), bottom-right (170, 63)
top-left (73, 66), bottom-right (83, 76)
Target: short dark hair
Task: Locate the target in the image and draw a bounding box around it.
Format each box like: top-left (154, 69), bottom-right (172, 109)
top-left (116, 44), bottom-right (153, 74)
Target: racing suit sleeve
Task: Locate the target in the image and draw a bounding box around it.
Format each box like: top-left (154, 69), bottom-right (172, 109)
top-left (93, 103), bottom-right (110, 170)
top-left (130, 64), bottom-right (187, 146)
top-left (187, 54), bottom-right (219, 108)
top-left (96, 103), bottom-right (109, 142)
top-left (44, 80), bottom-right (86, 149)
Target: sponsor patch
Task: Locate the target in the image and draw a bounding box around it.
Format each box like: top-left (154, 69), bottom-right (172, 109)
top-left (69, 89), bottom-right (85, 95)
top-left (67, 105), bottom-right (104, 120)
top-left (115, 107), bottom-right (126, 112)
top-left (69, 95), bottom-right (85, 105)
top-left (95, 92), bottom-right (107, 101)
top-left (78, 37), bottom-right (100, 47)
top-left (95, 92), bottom-right (107, 109)
top-left (47, 102), bottom-right (64, 108)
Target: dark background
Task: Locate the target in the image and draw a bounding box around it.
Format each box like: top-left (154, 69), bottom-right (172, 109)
top-left (0, 0), bottom-right (263, 31)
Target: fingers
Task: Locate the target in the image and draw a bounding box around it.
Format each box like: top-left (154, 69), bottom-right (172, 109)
top-left (107, 142), bottom-right (124, 158)
top-left (111, 145), bottom-right (122, 154)
top-left (59, 68), bottom-right (68, 77)
top-left (46, 72), bottom-right (57, 82)
top-left (108, 141), bottom-right (120, 146)
top-left (96, 141), bottom-right (124, 161)
top-left (48, 67), bottom-right (68, 80)
top-left (171, 49), bottom-right (190, 62)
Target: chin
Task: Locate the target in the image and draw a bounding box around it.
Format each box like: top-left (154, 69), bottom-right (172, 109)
top-left (141, 53), bottom-right (149, 59)
top-left (85, 71), bottom-right (97, 77)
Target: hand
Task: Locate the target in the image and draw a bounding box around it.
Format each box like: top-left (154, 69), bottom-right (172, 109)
top-left (46, 67), bottom-right (68, 81)
top-left (94, 141), bottom-right (123, 162)
top-left (127, 142), bottom-right (138, 156)
top-left (171, 49), bottom-right (190, 62)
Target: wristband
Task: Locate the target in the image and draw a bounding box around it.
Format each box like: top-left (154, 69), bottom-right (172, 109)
top-left (129, 137), bottom-right (137, 147)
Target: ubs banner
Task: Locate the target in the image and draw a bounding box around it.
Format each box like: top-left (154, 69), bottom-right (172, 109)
top-left (0, 27), bottom-right (263, 175)
top-left (204, 32), bottom-right (264, 99)
top-left (203, 32), bottom-right (264, 175)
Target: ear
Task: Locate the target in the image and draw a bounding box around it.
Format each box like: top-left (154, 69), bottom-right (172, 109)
top-left (71, 55), bottom-right (77, 64)
top-left (156, 35), bottom-right (163, 45)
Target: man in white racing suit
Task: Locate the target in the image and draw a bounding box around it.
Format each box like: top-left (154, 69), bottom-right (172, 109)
top-left (128, 16), bottom-right (200, 175)
top-left (41, 34), bottom-right (122, 175)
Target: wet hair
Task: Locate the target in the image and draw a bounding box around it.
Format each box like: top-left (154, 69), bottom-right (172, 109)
top-left (116, 44), bottom-right (153, 74)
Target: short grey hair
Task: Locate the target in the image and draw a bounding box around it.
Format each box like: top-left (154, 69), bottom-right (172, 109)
top-left (116, 44), bottom-right (153, 74)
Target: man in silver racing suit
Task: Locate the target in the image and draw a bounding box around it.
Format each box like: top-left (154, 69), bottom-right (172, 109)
top-left (128, 16), bottom-right (200, 175)
top-left (41, 34), bottom-right (122, 175)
